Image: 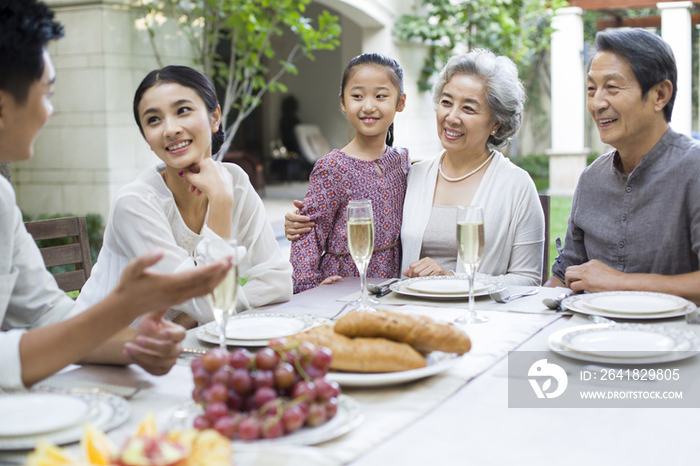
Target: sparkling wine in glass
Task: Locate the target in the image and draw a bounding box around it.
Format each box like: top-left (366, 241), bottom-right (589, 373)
top-left (203, 238), bottom-right (239, 349)
top-left (455, 205), bottom-right (488, 324)
top-left (347, 199), bottom-right (375, 312)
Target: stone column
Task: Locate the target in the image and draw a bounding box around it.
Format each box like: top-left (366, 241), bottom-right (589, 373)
top-left (546, 7), bottom-right (589, 197)
top-left (697, 24), bottom-right (700, 135)
top-left (658, 2), bottom-right (693, 136)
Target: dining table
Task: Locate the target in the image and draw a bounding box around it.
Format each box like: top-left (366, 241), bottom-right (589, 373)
top-left (2, 278), bottom-right (700, 466)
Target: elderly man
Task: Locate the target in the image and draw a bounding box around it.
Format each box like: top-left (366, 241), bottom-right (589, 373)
top-left (546, 28), bottom-right (700, 303)
top-left (0, 0), bottom-right (230, 390)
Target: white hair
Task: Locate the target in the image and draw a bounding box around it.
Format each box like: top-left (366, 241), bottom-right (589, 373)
top-left (432, 49), bottom-right (526, 149)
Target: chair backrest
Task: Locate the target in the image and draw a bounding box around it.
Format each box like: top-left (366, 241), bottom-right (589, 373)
top-left (539, 194), bottom-right (551, 285)
top-left (294, 124), bottom-right (330, 164)
top-left (24, 216), bottom-right (93, 293)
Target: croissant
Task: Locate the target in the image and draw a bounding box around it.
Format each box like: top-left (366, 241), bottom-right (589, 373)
top-left (286, 324), bottom-right (426, 372)
top-left (334, 309), bottom-right (471, 355)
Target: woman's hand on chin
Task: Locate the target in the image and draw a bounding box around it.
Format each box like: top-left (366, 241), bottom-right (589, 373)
top-left (181, 158), bottom-right (234, 203)
top-left (402, 257), bottom-right (452, 278)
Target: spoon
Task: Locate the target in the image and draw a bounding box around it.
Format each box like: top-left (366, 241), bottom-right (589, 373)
top-left (367, 278), bottom-right (400, 295)
top-left (543, 292), bottom-right (571, 310)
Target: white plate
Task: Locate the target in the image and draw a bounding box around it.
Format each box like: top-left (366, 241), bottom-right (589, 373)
top-left (580, 292), bottom-right (687, 315)
top-left (175, 394), bottom-right (362, 449)
top-left (0, 389), bottom-right (130, 450)
top-left (548, 324), bottom-right (700, 365)
top-left (196, 313), bottom-right (330, 347)
top-left (562, 293), bottom-right (696, 320)
top-left (0, 393), bottom-right (90, 437)
top-left (391, 276), bottom-right (505, 300)
top-left (326, 352), bottom-right (460, 387)
top-left (406, 279), bottom-right (489, 295)
top-left (205, 315), bottom-right (311, 340)
top-left (559, 326), bottom-right (691, 358)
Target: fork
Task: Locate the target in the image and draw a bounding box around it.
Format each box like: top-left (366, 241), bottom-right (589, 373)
top-left (330, 300), bottom-right (355, 320)
top-left (489, 288), bottom-right (539, 303)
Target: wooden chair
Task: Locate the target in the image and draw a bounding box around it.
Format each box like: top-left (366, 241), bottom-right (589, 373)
top-left (539, 194), bottom-right (551, 285)
top-left (24, 216), bottom-right (93, 293)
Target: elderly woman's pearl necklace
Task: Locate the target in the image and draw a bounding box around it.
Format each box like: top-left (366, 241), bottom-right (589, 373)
top-left (438, 150), bottom-right (495, 183)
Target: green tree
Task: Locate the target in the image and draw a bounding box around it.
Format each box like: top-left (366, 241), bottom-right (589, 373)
top-left (395, 0), bottom-right (567, 106)
top-left (141, 0), bottom-right (341, 158)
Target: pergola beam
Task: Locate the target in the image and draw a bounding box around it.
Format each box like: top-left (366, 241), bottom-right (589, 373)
top-left (596, 13), bottom-right (700, 29)
top-left (570, 0), bottom-right (699, 9)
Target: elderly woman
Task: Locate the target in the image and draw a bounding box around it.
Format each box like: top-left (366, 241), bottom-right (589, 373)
top-left (286, 49), bottom-right (544, 286)
top-left (401, 49), bottom-right (544, 285)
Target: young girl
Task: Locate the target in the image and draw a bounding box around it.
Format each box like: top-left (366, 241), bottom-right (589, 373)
top-left (76, 66), bottom-right (292, 327)
top-left (291, 53), bottom-right (409, 293)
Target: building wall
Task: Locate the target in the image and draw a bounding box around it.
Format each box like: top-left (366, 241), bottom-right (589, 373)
top-left (12, 0), bottom-right (193, 219)
top-left (11, 0), bottom-right (598, 221)
top-left (263, 3), bottom-right (358, 157)
top-left (263, 0), bottom-right (441, 163)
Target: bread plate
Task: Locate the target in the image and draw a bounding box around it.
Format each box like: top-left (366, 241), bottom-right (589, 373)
top-left (325, 352), bottom-right (460, 387)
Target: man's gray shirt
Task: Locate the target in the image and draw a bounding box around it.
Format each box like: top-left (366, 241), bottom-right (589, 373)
top-left (552, 128), bottom-right (700, 282)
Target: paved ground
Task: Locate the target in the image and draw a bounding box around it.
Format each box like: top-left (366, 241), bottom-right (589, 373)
top-left (260, 181), bottom-right (309, 258)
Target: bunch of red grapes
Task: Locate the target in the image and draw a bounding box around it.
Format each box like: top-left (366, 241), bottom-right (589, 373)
top-left (190, 339), bottom-right (341, 440)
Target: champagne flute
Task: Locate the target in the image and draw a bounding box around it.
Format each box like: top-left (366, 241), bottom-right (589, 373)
top-left (455, 205), bottom-right (488, 324)
top-left (203, 238), bottom-right (239, 349)
top-left (347, 199), bottom-right (375, 312)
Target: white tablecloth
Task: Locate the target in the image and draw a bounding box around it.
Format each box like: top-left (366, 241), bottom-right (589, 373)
top-left (5, 280), bottom-right (700, 466)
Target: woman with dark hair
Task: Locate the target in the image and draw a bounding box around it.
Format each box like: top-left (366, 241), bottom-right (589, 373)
top-left (77, 66), bottom-right (292, 327)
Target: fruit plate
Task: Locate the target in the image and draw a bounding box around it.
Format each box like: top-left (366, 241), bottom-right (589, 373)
top-left (173, 394), bottom-right (362, 450)
top-left (0, 388), bottom-right (130, 450)
top-left (326, 352), bottom-right (461, 387)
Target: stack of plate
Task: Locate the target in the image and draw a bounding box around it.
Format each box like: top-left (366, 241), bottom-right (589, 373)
top-left (195, 313), bottom-right (330, 347)
top-left (0, 389), bottom-right (130, 450)
top-left (548, 323), bottom-right (700, 364)
top-left (561, 291), bottom-right (695, 320)
top-left (390, 276), bottom-right (505, 299)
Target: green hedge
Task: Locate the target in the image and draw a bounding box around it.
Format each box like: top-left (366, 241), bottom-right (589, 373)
top-left (513, 153), bottom-right (600, 193)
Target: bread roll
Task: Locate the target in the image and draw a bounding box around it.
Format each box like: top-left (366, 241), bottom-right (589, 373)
top-left (287, 324), bottom-right (426, 372)
top-left (334, 309), bottom-right (471, 355)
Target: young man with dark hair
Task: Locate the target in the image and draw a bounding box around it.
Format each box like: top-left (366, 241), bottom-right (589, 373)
top-left (547, 28), bottom-right (700, 303)
top-left (0, 0), bottom-right (231, 390)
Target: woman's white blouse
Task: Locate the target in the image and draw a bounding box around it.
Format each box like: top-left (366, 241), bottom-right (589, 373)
top-left (401, 150), bottom-right (545, 286)
top-left (76, 163), bottom-right (292, 322)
